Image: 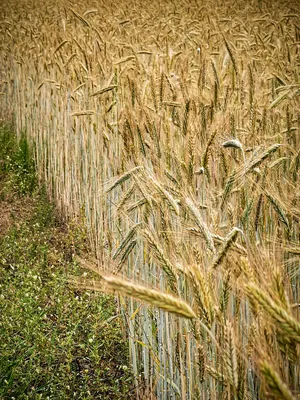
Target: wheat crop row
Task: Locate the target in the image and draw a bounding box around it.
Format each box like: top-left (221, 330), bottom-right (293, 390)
top-left (0, 0), bottom-right (299, 398)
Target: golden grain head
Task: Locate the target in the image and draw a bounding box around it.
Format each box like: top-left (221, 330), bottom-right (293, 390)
top-left (1, 0), bottom-right (299, 397)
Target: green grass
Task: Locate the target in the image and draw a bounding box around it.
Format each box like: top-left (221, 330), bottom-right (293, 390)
top-left (0, 125), bottom-right (37, 196)
top-left (0, 127), bottom-right (134, 399)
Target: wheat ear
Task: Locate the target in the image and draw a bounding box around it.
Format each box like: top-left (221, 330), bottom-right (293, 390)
top-left (260, 360), bottom-right (295, 400)
top-left (72, 275), bottom-right (196, 319)
top-left (246, 282), bottom-right (300, 343)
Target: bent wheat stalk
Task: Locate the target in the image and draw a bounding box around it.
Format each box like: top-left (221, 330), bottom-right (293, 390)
top-left (71, 274), bottom-right (196, 319)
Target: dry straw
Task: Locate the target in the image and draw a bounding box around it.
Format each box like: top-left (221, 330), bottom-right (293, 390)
top-left (0, 0), bottom-right (299, 397)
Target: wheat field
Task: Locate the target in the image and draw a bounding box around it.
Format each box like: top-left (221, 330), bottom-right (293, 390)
top-left (0, 0), bottom-right (299, 398)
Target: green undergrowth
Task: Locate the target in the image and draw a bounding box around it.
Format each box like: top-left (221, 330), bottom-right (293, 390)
top-left (0, 125), bottom-right (37, 196)
top-left (0, 126), bottom-right (134, 399)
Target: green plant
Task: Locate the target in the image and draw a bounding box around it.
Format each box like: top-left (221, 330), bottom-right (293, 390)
top-left (0, 127), bottom-right (37, 195)
top-left (0, 192), bottom-right (133, 399)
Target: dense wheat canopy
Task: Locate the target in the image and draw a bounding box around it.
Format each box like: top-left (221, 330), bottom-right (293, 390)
top-left (0, 0), bottom-right (299, 398)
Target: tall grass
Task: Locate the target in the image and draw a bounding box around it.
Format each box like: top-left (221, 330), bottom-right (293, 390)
top-left (0, 0), bottom-right (299, 398)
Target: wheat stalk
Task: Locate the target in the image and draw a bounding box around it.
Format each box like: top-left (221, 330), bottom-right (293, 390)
top-left (72, 274), bottom-right (196, 319)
